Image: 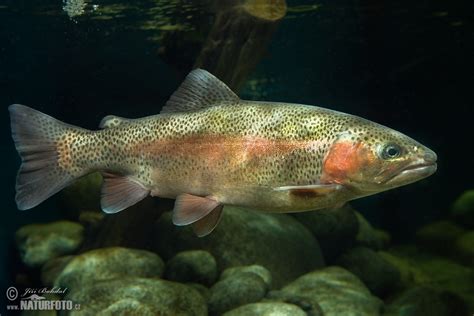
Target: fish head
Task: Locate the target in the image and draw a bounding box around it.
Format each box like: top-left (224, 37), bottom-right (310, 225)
top-left (321, 120), bottom-right (437, 195)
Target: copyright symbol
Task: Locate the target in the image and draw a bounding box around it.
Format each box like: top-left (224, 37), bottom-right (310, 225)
top-left (6, 287), bottom-right (18, 301)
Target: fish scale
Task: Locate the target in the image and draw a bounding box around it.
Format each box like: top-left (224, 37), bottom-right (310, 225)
top-left (9, 69), bottom-right (437, 237)
top-left (96, 103), bottom-right (338, 187)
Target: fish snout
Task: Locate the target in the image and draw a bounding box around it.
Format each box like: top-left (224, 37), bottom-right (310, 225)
top-left (417, 147), bottom-right (437, 176)
top-left (423, 149), bottom-right (437, 164)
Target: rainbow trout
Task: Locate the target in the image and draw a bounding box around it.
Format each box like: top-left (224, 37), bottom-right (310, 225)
top-left (9, 69), bottom-right (437, 236)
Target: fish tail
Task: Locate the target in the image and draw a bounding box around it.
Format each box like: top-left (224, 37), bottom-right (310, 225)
top-left (9, 104), bottom-right (91, 210)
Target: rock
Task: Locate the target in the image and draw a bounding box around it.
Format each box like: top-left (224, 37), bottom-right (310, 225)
top-left (383, 286), bottom-right (468, 316)
top-left (78, 211), bottom-right (104, 231)
top-left (41, 256), bottom-right (74, 287)
top-left (186, 282), bottom-right (211, 301)
top-left (165, 250), bottom-right (217, 286)
top-left (66, 277), bottom-right (207, 315)
top-left (52, 247), bottom-right (164, 289)
top-left (223, 302), bottom-right (307, 316)
top-left (355, 211), bottom-right (391, 250)
top-left (451, 190), bottom-right (474, 228)
top-left (221, 265), bottom-right (272, 289)
top-left (265, 290), bottom-right (324, 315)
top-left (60, 172), bottom-right (102, 215)
top-left (280, 266), bottom-right (383, 316)
top-left (378, 251), bottom-right (430, 288)
top-left (15, 221), bottom-right (84, 268)
top-left (415, 220), bottom-right (466, 255)
top-left (382, 246), bottom-right (474, 311)
top-left (154, 206), bottom-right (324, 288)
top-left (454, 231), bottom-right (474, 265)
top-left (335, 246), bottom-right (401, 297)
top-left (292, 205), bottom-right (358, 262)
top-left (208, 272), bottom-right (268, 315)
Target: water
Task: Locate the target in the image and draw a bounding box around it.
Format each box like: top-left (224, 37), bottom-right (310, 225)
top-left (0, 0), bottom-right (473, 314)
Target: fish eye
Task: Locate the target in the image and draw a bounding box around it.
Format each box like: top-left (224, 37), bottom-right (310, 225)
top-left (382, 144), bottom-right (402, 160)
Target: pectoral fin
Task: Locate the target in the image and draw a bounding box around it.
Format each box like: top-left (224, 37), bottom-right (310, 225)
top-left (172, 193), bottom-right (222, 226)
top-left (273, 184), bottom-right (343, 198)
top-left (101, 173), bottom-right (150, 213)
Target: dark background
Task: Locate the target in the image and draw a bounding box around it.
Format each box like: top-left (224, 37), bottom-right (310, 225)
top-left (0, 0), bottom-right (473, 308)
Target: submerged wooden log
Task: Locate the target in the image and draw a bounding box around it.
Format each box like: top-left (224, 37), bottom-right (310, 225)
top-left (194, 0), bottom-right (287, 91)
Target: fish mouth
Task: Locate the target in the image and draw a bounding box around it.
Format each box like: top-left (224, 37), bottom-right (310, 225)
top-left (385, 162), bottom-right (437, 186)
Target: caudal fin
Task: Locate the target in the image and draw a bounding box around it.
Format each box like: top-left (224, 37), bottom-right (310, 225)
top-left (9, 104), bottom-right (86, 210)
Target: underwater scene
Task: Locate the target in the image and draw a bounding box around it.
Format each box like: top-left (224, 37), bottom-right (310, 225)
top-left (0, 0), bottom-right (473, 315)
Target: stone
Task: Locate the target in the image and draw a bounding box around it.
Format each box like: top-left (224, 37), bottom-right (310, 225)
top-left (451, 190), bottom-right (474, 228)
top-left (382, 246), bottom-right (474, 311)
top-left (164, 250), bottom-right (217, 286)
top-left (293, 205), bottom-right (359, 262)
top-left (415, 220), bottom-right (466, 255)
top-left (78, 211), bottom-right (104, 231)
top-left (208, 272), bottom-right (268, 315)
top-left (220, 265), bottom-right (272, 289)
top-left (186, 282), bottom-right (211, 301)
top-left (223, 302), bottom-right (307, 316)
top-left (41, 256), bottom-right (74, 287)
top-left (378, 251), bottom-right (430, 288)
top-left (66, 277), bottom-right (207, 315)
top-left (454, 231), bottom-right (474, 265)
top-left (355, 211), bottom-right (391, 250)
top-left (265, 290), bottom-right (324, 315)
top-left (154, 206), bottom-right (324, 288)
top-left (53, 247), bottom-right (165, 289)
top-left (280, 266), bottom-right (383, 316)
top-left (15, 221), bottom-right (84, 268)
top-left (383, 286), bottom-right (468, 316)
top-left (335, 246), bottom-right (401, 297)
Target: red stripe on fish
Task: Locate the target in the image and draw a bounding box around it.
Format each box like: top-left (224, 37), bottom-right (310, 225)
top-left (129, 135), bottom-right (317, 167)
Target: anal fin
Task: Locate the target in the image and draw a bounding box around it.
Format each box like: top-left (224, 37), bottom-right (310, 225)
top-left (192, 205), bottom-right (223, 237)
top-left (172, 193), bottom-right (222, 227)
top-left (101, 173), bottom-right (150, 213)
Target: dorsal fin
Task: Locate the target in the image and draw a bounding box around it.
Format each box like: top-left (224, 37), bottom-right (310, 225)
top-left (99, 115), bottom-right (133, 129)
top-left (160, 69), bottom-right (239, 114)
